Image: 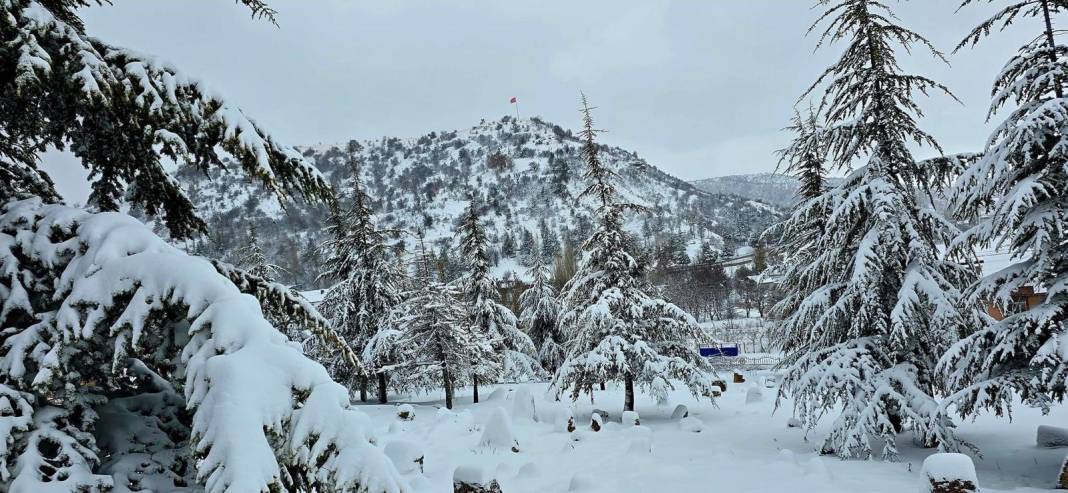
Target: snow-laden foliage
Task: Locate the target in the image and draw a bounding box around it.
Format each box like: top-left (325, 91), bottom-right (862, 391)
top-left (0, 0), bottom-right (328, 238)
top-left (771, 0), bottom-right (977, 460)
top-left (389, 277), bottom-right (495, 409)
top-left (315, 145), bottom-right (405, 398)
top-left (0, 199), bottom-right (406, 492)
top-left (519, 252), bottom-right (565, 374)
top-left (941, 0), bottom-right (1068, 419)
top-left (235, 224), bottom-right (285, 281)
top-left (457, 198), bottom-right (540, 384)
top-left (551, 96), bottom-right (715, 411)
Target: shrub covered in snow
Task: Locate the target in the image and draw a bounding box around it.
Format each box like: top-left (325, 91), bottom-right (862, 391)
top-left (0, 200), bottom-right (406, 492)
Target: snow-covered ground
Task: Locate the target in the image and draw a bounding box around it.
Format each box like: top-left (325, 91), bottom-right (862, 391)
top-left (363, 374), bottom-right (1068, 492)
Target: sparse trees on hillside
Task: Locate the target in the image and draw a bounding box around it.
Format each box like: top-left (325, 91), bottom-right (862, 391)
top-left (550, 95), bottom-right (715, 413)
top-left (771, 0), bottom-right (978, 459)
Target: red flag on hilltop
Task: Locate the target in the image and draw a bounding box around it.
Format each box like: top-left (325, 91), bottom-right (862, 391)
top-left (510, 96), bottom-right (518, 104)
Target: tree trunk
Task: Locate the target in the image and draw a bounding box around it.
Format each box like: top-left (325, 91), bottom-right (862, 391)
top-left (359, 376), bottom-right (367, 403)
top-left (624, 373), bottom-right (635, 412)
top-left (599, 381), bottom-right (605, 391)
top-left (473, 375), bottom-right (480, 404)
top-left (377, 372), bottom-right (388, 404)
top-left (443, 367), bottom-right (454, 410)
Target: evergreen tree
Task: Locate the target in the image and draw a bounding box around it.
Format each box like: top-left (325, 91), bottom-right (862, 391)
top-left (519, 249), bottom-right (565, 374)
top-left (390, 240), bottom-right (493, 410)
top-left (770, 0), bottom-right (977, 459)
top-left (316, 144), bottom-right (405, 403)
top-left (782, 105), bottom-right (828, 203)
top-left (550, 95), bottom-right (714, 413)
top-left (942, 4), bottom-right (1068, 481)
top-left (0, 0), bottom-right (328, 239)
top-left (457, 197), bottom-right (539, 402)
top-left (539, 218), bottom-right (561, 262)
top-left (550, 152), bottom-right (571, 197)
top-left (519, 227), bottom-right (538, 265)
top-left (236, 224), bottom-right (284, 281)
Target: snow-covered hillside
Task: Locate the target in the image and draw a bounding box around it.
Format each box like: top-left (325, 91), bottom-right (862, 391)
top-left (177, 117), bottom-right (782, 286)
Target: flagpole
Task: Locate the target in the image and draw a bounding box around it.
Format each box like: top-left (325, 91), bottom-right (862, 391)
top-left (515, 100), bottom-right (520, 120)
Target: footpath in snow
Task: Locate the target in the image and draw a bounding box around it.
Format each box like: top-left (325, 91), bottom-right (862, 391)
top-left (361, 374), bottom-right (1068, 493)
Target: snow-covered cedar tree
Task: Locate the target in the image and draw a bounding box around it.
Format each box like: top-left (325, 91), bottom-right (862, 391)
top-left (769, 0), bottom-right (981, 460)
top-left (236, 223), bottom-right (284, 281)
top-left (388, 248), bottom-right (496, 409)
top-left (519, 249), bottom-right (565, 374)
top-left (313, 143), bottom-right (405, 403)
top-left (550, 94), bottom-right (715, 413)
top-left (942, 0), bottom-right (1068, 435)
top-left (0, 0), bottom-right (329, 239)
top-left (0, 199), bottom-right (407, 492)
top-left (457, 196), bottom-right (540, 400)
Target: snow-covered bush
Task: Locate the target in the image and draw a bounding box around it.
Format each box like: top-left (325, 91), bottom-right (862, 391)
top-left (0, 199), bottom-right (406, 492)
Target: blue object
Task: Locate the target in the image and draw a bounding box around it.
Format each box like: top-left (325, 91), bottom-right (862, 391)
top-left (700, 344), bottom-right (739, 357)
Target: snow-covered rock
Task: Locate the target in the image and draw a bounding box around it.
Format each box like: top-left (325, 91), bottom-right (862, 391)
top-left (671, 404), bottom-right (689, 419)
top-left (517, 462), bottom-right (539, 478)
top-left (486, 387), bottom-right (510, 402)
top-left (622, 410), bottom-right (640, 426)
top-left (1037, 425), bottom-right (1068, 448)
top-left (384, 440), bottom-right (424, 474)
top-left (590, 412), bottom-right (604, 432)
top-left (921, 453), bottom-right (978, 493)
top-left (680, 416), bottom-right (705, 433)
top-left (787, 417), bottom-right (803, 428)
top-left (480, 408), bottom-right (520, 453)
top-left (453, 466), bottom-right (502, 493)
top-left (396, 404), bottom-right (416, 421)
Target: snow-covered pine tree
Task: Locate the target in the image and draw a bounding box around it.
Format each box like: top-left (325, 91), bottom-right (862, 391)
top-left (550, 94), bottom-right (715, 413)
top-left (941, 1), bottom-right (1068, 474)
top-left (236, 224), bottom-right (284, 281)
top-left (457, 197), bottom-right (539, 402)
top-left (0, 199), bottom-right (406, 492)
top-left (0, 0), bottom-right (328, 239)
top-left (315, 143), bottom-right (405, 403)
top-left (390, 239), bottom-right (495, 409)
top-left (771, 0), bottom-right (977, 460)
top-left (519, 249), bottom-right (565, 374)
top-left (0, 2), bottom-right (406, 490)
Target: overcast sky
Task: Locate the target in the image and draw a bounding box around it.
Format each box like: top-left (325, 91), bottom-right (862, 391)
top-left (44, 0), bottom-right (1034, 203)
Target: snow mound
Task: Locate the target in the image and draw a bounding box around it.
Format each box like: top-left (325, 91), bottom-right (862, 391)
top-left (479, 408), bottom-right (520, 453)
top-left (1037, 425), bottom-right (1068, 448)
top-left (746, 386), bottom-right (764, 404)
top-left (568, 473), bottom-right (595, 491)
top-left (680, 416), bottom-right (705, 433)
top-left (622, 410), bottom-right (640, 426)
top-left (486, 387), bottom-right (510, 402)
top-left (384, 440), bottom-right (424, 474)
top-left (921, 453), bottom-right (978, 493)
top-left (396, 404), bottom-right (416, 421)
top-left (671, 404), bottom-right (689, 419)
top-left (511, 386), bottom-right (536, 422)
